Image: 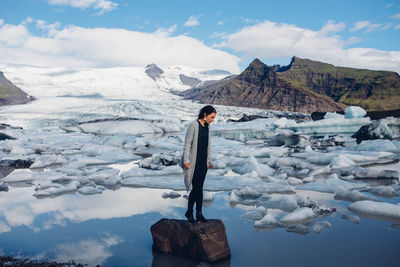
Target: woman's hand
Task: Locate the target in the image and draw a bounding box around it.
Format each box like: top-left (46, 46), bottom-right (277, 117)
top-left (184, 163), bottom-right (190, 169)
top-left (208, 164), bottom-right (214, 169)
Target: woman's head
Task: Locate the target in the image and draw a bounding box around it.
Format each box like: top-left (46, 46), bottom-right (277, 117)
top-left (198, 105), bottom-right (217, 124)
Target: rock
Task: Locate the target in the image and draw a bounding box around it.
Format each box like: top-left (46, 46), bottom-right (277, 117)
top-left (0, 159), bottom-right (34, 169)
top-left (352, 117), bottom-right (400, 144)
top-left (266, 133), bottom-right (300, 147)
top-left (145, 64), bottom-right (164, 81)
top-left (0, 183), bottom-right (9, 192)
top-left (150, 218), bottom-right (230, 262)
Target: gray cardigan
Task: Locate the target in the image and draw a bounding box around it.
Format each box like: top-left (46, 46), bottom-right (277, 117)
top-left (181, 120), bottom-right (212, 191)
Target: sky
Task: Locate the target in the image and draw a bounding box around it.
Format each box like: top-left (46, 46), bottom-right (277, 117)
top-left (0, 0), bottom-right (400, 74)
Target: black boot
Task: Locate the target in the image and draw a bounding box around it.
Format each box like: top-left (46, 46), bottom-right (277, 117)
top-left (196, 211), bottom-right (207, 222)
top-left (185, 209), bottom-right (195, 223)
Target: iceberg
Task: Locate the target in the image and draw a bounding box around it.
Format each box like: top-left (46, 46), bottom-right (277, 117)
top-left (242, 208), bottom-right (267, 221)
top-left (344, 106), bottom-right (366, 119)
top-left (254, 214), bottom-right (282, 228)
top-left (334, 188), bottom-right (379, 202)
top-left (296, 174), bottom-right (367, 193)
top-left (349, 200), bottom-right (400, 221)
top-left (280, 207), bottom-right (317, 224)
top-left (78, 184), bottom-right (105, 195)
top-left (2, 169), bottom-right (38, 183)
top-left (366, 185), bottom-right (399, 197)
top-left (258, 195), bottom-right (298, 212)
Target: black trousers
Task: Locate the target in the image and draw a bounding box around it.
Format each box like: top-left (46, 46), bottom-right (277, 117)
top-left (188, 163), bottom-right (208, 212)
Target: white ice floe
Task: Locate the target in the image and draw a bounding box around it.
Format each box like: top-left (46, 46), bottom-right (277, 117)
top-left (366, 185), bottom-right (399, 197)
top-left (349, 200), bottom-right (400, 220)
top-left (296, 174), bottom-right (367, 193)
top-left (282, 116), bottom-right (370, 135)
top-left (254, 214), bottom-right (282, 228)
top-left (34, 181), bottom-right (80, 197)
top-left (280, 207), bottom-right (318, 224)
top-left (357, 139), bottom-right (399, 152)
top-left (258, 195), bottom-right (298, 212)
top-left (329, 154), bottom-right (358, 169)
top-left (78, 184), bottom-right (105, 195)
top-left (232, 156), bottom-right (274, 177)
top-left (324, 112), bottom-right (344, 120)
top-left (242, 207), bottom-right (267, 221)
top-left (30, 155), bottom-right (68, 169)
top-left (2, 169), bottom-right (38, 183)
top-left (203, 191), bottom-right (214, 202)
top-left (339, 167), bottom-right (399, 180)
top-left (344, 106), bottom-right (366, 119)
top-left (334, 188), bottom-right (379, 202)
top-left (312, 221), bottom-right (332, 233)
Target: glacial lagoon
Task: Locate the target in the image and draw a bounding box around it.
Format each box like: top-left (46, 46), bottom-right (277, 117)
top-left (1, 97), bottom-right (400, 266)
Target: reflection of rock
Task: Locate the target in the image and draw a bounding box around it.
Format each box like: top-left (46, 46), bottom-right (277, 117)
top-left (152, 251), bottom-right (231, 267)
top-left (150, 218), bottom-right (231, 262)
top-left (352, 117), bottom-right (400, 144)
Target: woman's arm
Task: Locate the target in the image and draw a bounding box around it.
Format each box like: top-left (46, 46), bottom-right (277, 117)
top-left (183, 122), bottom-right (195, 166)
top-left (207, 130), bottom-right (213, 168)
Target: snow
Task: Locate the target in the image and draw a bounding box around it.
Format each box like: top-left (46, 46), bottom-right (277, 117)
top-left (349, 201), bottom-right (400, 220)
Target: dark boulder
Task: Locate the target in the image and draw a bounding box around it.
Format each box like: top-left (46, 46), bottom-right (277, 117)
top-left (150, 218), bottom-right (230, 262)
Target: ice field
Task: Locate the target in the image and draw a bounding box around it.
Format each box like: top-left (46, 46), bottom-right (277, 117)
top-left (0, 68), bottom-right (399, 265)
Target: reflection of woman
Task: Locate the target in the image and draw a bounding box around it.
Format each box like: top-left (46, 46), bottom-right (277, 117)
top-left (182, 105), bottom-right (216, 223)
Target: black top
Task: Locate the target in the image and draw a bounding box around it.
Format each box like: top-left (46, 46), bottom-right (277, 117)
top-left (195, 120), bottom-right (209, 168)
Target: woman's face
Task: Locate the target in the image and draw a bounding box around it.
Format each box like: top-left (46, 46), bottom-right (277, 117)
top-left (204, 112), bottom-right (216, 124)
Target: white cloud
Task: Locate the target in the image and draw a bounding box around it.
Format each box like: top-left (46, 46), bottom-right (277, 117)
top-left (319, 20), bottom-right (346, 35)
top-left (391, 13), bottom-right (400, 19)
top-left (350, 21), bottom-right (382, 32)
top-left (0, 20), bottom-right (240, 73)
top-left (47, 0), bottom-right (118, 14)
top-left (395, 24), bottom-right (400, 30)
top-left (217, 20), bottom-right (225, 26)
top-left (184, 15), bottom-right (200, 27)
top-left (0, 18), bottom-right (4, 26)
top-left (216, 20), bottom-right (400, 74)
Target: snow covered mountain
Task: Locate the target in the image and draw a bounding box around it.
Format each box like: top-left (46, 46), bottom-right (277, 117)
top-left (0, 63), bottom-right (232, 101)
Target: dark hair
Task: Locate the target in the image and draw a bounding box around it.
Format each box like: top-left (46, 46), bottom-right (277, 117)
top-left (198, 105), bottom-right (216, 119)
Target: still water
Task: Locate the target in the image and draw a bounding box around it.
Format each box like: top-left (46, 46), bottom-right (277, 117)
top-left (0, 185), bottom-right (399, 266)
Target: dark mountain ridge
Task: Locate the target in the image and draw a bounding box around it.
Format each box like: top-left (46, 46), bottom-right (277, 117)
top-left (178, 57), bottom-right (400, 113)
top-left (0, 72), bottom-right (33, 106)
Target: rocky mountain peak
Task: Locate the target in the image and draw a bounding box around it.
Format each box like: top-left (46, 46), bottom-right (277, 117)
top-left (145, 64), bottom-right (164, 81)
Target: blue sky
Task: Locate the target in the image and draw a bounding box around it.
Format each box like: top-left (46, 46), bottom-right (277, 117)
top-left (1, 0), bottom-right (400, 73)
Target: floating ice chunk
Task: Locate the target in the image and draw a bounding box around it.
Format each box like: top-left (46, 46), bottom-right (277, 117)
top-left (229, 191), bottom-right (260, 206)
top-left (96, 150), bottom-right (140, 163)
top-left (341, 214), bottom-right (360, 224)
top-left (288, 177), bottom-right (303, 185)
top-left (280, 207), bottom-right (317, 224)
top-left (286, 224), bottom-right (310, 234)
top-left (296, 174), bottom-right (367, 193)
top-left (78, 184), bottom-right (105, 195)
top-left (254, 214), bottom-right (282, 228)
top-left (303, 176), bottom-right (314, 183)
top-left (34, 181), bottom-right (80, 197)
top-left (366, 185), bottom-right (399, 197)
top-left (334, 188), bottom-right (379, 202)
top-left (203, 191), bottom-right (214, 202)
top-left (242, 209), bottom-right (265, 221)
top-left (339, 167), bottom-right (399, 180)
top-left (312, 221), bottom-right (332, 233)
top-left (30, 155), bottom-right (67, 168)
top-left (232, 186), bottom-right (261, 199)
top-left (273, 117), bottom-right (288, 128)
top-left (259, 195), bottom-right (298, 212)
top-left (257, 183), bottom-right (295, 194)
top-left (2, 169), bottom-right (37, 183)
top-left (330, 154), bottom-right (357, 169)
top-left (305, 145), bottom-right (313, 152)
top-left (232, 156), bottom-right (274, 177)
top-left (162, 191), bottom-right (181, 199)
top-left (349, 200), bottom-right (400, 220)
top-left (121, 165), bottom-right (182, 178)
top-left (324, 112), bottom-right (344, 120)
top-left (345, 106), bottom-right (366, 119)
top-left (357, 139), bottom-right (398, 152)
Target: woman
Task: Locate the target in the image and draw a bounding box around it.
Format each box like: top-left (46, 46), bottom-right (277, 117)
top-left (182, 105), bottom-right (216, 223)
